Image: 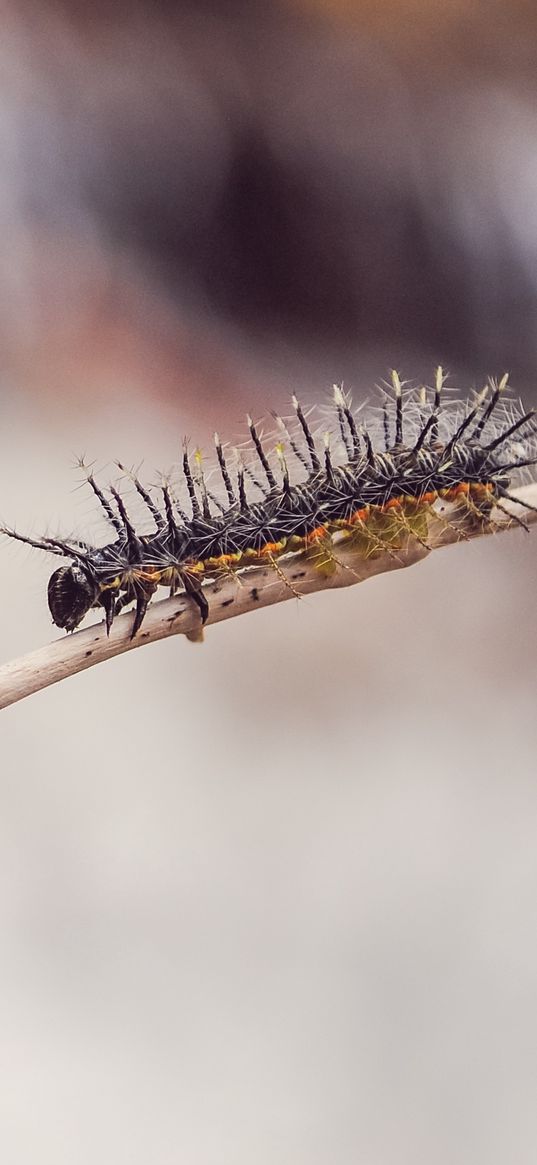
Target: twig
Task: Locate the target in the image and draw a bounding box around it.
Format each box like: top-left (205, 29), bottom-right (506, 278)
top-left (1, 483), bottom-right (536, 710)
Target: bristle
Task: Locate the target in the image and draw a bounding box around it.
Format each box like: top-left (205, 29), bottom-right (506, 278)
top-left (161, 482), bottom-right (179, 537)
top-left (247, 415), bottom-right (277, 489)
top-left (361, 424), bottom-right (376, 468)
top-left (214, 433), bottom-right (236, 505)
top-left (383, 402), bottom-right (390, 451)
top-left (498, 487), bottom-right (537, 514)
top-left (333, 384), bottom-right (360, 457)
top-left (430, 366), bottom-right (445, 444)
top-left (160, 475), bottom-right (188, 525)
top-left (79, 460), bottom-right (123, 534)
top-left (194, 449), bottom-right (212, 521)
top-left (413, 371), bottom-right (446, 453)
top-left (484, 409), bottom-right (535, 452)
top-left (109, 487), bottom-right (143, 556)
top-left (292, 395), bottom-right (321, 471)
top-left (391, 370), bottom-right (404, 446)
top-left (276, 442), bottom-right (291, 495)
top-left (272, 412), bottom-right (310, 470)
top-left (324, 432), bottom-right (335, 484)
top-left (472, 384), bottom-right (501, 441)
top-left (333, 385), bottom-right (354, 460)
top-left (116, 461), bottom-right (165, 533)
top-left (182, 443), bottom-right (202, 520)
top-left (445, 386), bottom-right (489, 452)
top-left (236, 455), bottom-right (249, 512)
top-left (3, 368), bottom-right (535, 639)
top-left (0, 527), bottom-right (82, 559)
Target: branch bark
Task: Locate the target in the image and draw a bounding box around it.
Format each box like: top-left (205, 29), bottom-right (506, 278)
top-left (1, 484), bottom-right (536, 710)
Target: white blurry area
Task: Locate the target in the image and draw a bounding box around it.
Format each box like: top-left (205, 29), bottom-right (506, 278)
top-left (1, 1), bottom-right (537, 1162)
top-left (1, 393), bottom-right (537, 1165)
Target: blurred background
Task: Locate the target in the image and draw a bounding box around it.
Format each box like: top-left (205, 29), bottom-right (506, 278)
top-left (1, 2), bottom-right (537, 1161)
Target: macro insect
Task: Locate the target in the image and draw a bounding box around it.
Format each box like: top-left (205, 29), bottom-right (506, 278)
top-left (2, 370), bottom-right (536, 638)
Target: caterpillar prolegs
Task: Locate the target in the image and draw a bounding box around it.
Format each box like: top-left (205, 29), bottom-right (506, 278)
top-left (2, 370), bottom-right (536, 638)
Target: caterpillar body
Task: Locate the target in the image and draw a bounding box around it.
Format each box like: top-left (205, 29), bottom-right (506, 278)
top-left (2, 370), bottom-right (536, 638)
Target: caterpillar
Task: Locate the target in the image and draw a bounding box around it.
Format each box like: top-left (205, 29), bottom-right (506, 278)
top-left (2, 369), bottom-right (536, 638)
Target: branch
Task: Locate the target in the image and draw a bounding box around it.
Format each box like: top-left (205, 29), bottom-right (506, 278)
top-left (1, 483), bottom-right (536, 710)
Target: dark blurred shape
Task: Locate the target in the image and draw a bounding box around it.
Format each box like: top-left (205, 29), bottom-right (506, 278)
top-left (2, 0), bottom-right (537, 407)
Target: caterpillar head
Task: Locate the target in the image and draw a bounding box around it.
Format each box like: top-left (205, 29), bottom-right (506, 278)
top-left (47, 563), bottom-right (99, 632)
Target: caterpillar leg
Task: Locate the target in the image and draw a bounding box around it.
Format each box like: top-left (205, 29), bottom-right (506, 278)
top-left (340, 513), bottom-right (405, 565)
top-left (305, 535), bottom-right (365, 583)
top-left (181, 570), bottom-right (210, 625)
top-left (382, 500), bottom-right (433, 551)
top-left (99, 588), bottom-right (117, 636)
top-left (463, 486), bottom-right (503, 533)
top-left (130, 590), bottom-right (151, 638)
top-left (185, 627), bottom-right (206, 644)
top-left (109, 580), bottom-right (156, 638)
top-left (266, 551), bottom-right (303, 599)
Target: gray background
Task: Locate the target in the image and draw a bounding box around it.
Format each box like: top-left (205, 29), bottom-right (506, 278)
top-left (1, 2), bottom-right (537, 1161)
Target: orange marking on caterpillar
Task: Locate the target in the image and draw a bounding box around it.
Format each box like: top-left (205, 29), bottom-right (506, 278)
top-left (5, 371), bottom-right (533, 638)
top-left (349, 508), bottom-right (369, 525)
top-left (258, 541), bottom-right (287, 557)
top-left (304, 525), bottom-right (329, 545)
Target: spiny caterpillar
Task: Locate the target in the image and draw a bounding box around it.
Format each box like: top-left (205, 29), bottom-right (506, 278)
top-left (2, 370), bottom-right (536, 638)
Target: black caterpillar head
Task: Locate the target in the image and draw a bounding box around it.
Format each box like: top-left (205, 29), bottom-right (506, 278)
top-left (47, 563), bottom-right (99, 632)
